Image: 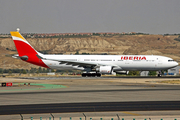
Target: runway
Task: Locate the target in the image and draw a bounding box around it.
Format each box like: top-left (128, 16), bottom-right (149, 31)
top-left (19, 75), bottom-right (180, 80)
top-left (0, 87), bottom-right (180, 95)
top-left (0, 101), bottom-right (180, 115)
top-left (0, 77), bottom-right (180, 118)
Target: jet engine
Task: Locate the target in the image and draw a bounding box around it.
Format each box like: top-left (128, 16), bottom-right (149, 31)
top-left (96, 66), bottom-right (113, 74)
top-left (115, 71), bottom-right (129, 75)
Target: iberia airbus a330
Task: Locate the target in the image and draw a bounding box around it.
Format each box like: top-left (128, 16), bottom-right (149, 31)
top-left (10, 30), bottom-right (178, 77)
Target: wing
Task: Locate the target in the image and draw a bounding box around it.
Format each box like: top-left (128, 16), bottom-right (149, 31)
top-left (36, 54), bottom-right (103, 68)
top-left (59, 60), bottom-right (99, 68)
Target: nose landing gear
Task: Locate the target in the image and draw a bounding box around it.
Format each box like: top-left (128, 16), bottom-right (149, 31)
top-left (158, 71), bottom-right (162, 77)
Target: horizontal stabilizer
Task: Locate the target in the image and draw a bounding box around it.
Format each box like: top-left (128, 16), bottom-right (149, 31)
top-left (12, 54), bottom-right (21, 59)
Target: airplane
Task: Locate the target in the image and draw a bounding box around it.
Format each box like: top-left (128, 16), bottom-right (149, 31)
top-left (10, 30), bottom-right (178, 77)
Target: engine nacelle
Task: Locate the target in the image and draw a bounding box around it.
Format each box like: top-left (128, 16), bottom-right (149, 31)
top-left (96, 66), bottom-right (112, 74)
top-left (115, 71), bottom-right (129, 75)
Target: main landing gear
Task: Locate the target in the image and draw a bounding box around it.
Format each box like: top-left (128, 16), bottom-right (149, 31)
top-left (82, 73), bottom-right (101, 77)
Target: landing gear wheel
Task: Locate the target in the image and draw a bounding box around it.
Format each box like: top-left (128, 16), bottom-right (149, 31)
top-left (97, 73), bottom-right (101, 77)
top-left (91, 73), bottom-right (96, 77)
top-left (82, 73), bottom-right (87, 77)
top-left (158, 74), bottom-right (162, 77)
top-left (87, 73), bottom-right (92, 77)
top-left (81, 73), bottom-right (101, 77)
top-left (158, 70), bottom-right (162, 77)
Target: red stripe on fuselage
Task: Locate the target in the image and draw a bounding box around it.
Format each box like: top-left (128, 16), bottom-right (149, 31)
top-left (13, 40), bottom-right (49, 68)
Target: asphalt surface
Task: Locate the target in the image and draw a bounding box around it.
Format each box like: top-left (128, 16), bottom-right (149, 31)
top-left (0, 77), bottom-right (180, 117)
top-left (0, 101), bottom-right (180, 115)
top-left (18, 75), bottom-right (180, 80)
top-left (0, 87), bottom-right (180, 95)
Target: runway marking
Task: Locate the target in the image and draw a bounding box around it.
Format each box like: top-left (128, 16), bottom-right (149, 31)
top-left (63, 85), bottom-right (69, 88)
top-left (0, 83), bottom-right (67, 92)
top-left (122, 111), bottom-right (140, 116)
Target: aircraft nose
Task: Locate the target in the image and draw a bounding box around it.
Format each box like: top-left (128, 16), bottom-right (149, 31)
top-left (174, 61), bottom-right (179, 67)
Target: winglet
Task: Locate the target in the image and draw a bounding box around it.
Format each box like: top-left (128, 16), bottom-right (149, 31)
top-left (10, 31), bottom-right (26, 41)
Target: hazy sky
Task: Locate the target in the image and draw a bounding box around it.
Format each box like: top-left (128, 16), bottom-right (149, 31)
top-left (0, 0), bottom-right (180, 34)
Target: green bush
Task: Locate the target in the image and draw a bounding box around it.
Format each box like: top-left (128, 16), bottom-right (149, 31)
top-left (128, 71), bottom-right (140, 75)
top-left (148, 71), bottom-right (157, 76)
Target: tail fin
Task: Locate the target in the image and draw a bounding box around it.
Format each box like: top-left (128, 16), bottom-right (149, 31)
top-left (10, 31), bottom-right (49, 68)
top-left (10, 31), bottom-right (37, 56)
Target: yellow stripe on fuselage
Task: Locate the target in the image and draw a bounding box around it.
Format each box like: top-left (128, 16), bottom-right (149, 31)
top-left (10, 31), bottom-right (26, 41)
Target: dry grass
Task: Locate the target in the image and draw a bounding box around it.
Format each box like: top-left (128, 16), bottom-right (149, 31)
top-left (158, 80), bottom-right (180, 84)
top-left (1, 34), bottom-right (180, 69)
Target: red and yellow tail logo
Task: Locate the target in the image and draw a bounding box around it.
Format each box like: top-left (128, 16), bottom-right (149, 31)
top-left (10, 31), bottom-right (36, 56)
top-left (10, 31), bottom-right (49, 68)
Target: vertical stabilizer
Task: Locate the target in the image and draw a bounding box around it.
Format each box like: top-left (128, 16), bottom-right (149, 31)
top-left (10, 31), bottom-right (49, 68)
top-left (10, 31), bottom-right (37, 56)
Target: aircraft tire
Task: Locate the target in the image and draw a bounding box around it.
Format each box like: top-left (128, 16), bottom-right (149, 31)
top-left (158, 74), bottom-right (162, 77)
top-left (91, 73), bottom-right (96, 77)
top-left (82, 73), bottom-right (101, 77)
top-left (82, 73), bottom-right (87, 77)
top-left (97, 73), bottom-right (101, 77)
top-left (87, 73), bottom-right (92, 77)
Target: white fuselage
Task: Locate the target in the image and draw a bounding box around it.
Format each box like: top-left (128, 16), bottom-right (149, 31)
top-left (41, 55), bottom-right (178, 71)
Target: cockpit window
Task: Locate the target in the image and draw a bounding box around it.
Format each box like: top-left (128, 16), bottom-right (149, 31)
top-left (168, 60), bottom-right (175, 62)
